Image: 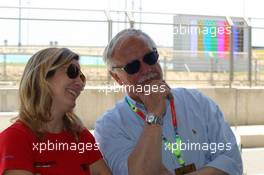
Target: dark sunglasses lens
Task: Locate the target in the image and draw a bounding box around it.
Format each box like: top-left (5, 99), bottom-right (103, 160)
top-left (143, 51), bottom-right (158, 65)
top-left (67, 64), bottom-right (79, 79)
top-left (124, 60), bottom-right (140, 74)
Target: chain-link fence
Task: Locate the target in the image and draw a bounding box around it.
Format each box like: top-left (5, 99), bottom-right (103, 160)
top-left (0, 6), bottom-right (264, 86)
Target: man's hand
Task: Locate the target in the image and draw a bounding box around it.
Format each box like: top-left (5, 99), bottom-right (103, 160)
top-left (136, 80), bottom-right (171, 118)
top-left (186, 167), bottom-right (228, 175)
top-left (160, 164), bottom-right (174, 175)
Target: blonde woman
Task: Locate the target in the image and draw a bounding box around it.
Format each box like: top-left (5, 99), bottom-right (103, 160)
top-left (0, 48), bottom-right (112, 175)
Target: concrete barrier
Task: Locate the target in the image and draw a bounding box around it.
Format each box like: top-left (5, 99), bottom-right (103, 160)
top-left (199, 87), bottom-right (264, 126)
top-left (0, 88), bottom-right (19, 112)
top-left (0, 112), bottom-right (18, 131)
top-left (4, 112), bottom-right (264, 149)
top-left (1, 87), bottom-right (264, 128)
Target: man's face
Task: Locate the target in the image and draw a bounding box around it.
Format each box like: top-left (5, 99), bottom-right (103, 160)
top-left (110, 36), bottom-right (163, 87)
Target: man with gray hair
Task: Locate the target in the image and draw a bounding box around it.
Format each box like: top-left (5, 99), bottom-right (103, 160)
top-left (94, 28), bottom-right (242, 175)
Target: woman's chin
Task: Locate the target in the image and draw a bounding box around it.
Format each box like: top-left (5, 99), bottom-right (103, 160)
top-left (65, 101), bottom-right (76, 112)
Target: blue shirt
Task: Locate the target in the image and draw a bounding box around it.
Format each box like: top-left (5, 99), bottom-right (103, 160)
top-left (94, 88), bottom-right (243, 175)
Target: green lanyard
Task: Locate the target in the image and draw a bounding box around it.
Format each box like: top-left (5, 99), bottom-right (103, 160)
top-left (125, 96), bottom-right (186, 167)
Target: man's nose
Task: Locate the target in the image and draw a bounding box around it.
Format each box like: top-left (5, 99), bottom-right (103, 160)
top-left (139, 60), bottom-right (152, 74)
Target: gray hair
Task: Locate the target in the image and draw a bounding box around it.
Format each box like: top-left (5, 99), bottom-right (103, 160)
top-left (103, 28), bottom-right (157, 70)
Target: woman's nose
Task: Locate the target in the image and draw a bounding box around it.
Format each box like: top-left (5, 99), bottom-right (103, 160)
top-left (75, 75), bottom-right (86, 90)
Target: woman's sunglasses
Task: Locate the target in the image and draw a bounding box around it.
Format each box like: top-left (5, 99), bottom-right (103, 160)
top-left (66, 64), bottom-right (86, 83)
top-left (46, 63), bottom-right (86, 83)
top-left (112, 49), bottom-right (159, 75)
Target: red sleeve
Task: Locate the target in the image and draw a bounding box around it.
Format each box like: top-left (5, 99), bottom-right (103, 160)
top-left (0, 123), bottom-right (34, 174)
top-left (79, 129), bottom-right (103, 165)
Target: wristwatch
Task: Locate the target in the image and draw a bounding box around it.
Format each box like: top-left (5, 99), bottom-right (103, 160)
top-left (145, 113), bottom-right (163, 125)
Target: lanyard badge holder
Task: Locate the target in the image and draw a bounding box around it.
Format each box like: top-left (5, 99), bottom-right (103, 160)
top-left (126, 96), bottom-right (196, 174)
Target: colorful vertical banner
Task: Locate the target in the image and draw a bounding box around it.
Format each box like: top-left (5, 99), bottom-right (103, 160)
top-left (224, 21), bottom-right (230, 52)
top-left (190, 20), bottom-right (198, 56)
top-left (217, 20), bottom-right (225, 58)
top-left (198, 20), bottom-right (204, 51)
top-left (210, 20), bottom-right (217, 53)
top-left (174, 16), bottom-right (244, 60)
top-left (233, 22), bottom-right (244, 52)
top-left (204, 20), bottom-right (211, 57)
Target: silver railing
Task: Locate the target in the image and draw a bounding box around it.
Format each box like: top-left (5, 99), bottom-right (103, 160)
top-left (0, 6), bottom-right (263, 86)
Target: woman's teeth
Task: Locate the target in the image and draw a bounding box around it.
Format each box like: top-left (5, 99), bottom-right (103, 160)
top-left (67, 89), bottom-right (77, 98)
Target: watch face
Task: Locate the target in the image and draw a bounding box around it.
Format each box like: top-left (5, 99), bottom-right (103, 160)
top-left (146, 114), bottom-right (162, 125)
top-left (147, 115), bottom-right (155, 123)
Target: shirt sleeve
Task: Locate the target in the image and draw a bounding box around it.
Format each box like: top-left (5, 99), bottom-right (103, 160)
top-left (199, 92), bottom-right (243, 175)
top-left (94, 115), bottom-right (135, 175)
top-left (80, 129), bottom-right (103, 165)
top-left (0, 127), bottom-right (34, 174)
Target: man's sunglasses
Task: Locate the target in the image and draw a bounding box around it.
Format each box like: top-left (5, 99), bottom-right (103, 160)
top-left (112, 49), bottom-right (159, 75)
top-left (66, 64), bottom-right (86, 83)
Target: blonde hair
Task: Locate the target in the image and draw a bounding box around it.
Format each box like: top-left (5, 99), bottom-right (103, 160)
top-left (18, 48), bottom-right (83, 140)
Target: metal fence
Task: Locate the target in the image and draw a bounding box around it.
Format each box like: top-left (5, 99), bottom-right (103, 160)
top-left (0, 6), bottom-right (264, 87)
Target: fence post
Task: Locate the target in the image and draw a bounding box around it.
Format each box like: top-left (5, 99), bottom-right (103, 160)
top-left (126, 12), bottom-right (135, 28)
top-left (248, 26), bottom-right (252, 87)
top-left (18, 0), bottom-right (22, 47)
top-left (164, 56), bottom-right (167, 81)
top-left (254, 59), bottom-right (257, 86)
top-left (3, 54), bottom-right (6, 81)
top-left (210, 56), bottom-right (214, 85)
top-left (3, 40), bottom-right (8, 81)
top-left (105, 11), bottom-right (112, 84)
top-left (229, 25), bottom-right (234, 88)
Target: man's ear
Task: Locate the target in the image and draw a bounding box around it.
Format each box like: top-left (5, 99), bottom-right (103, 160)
top-left (109, 70), bottom-right (123, 85)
